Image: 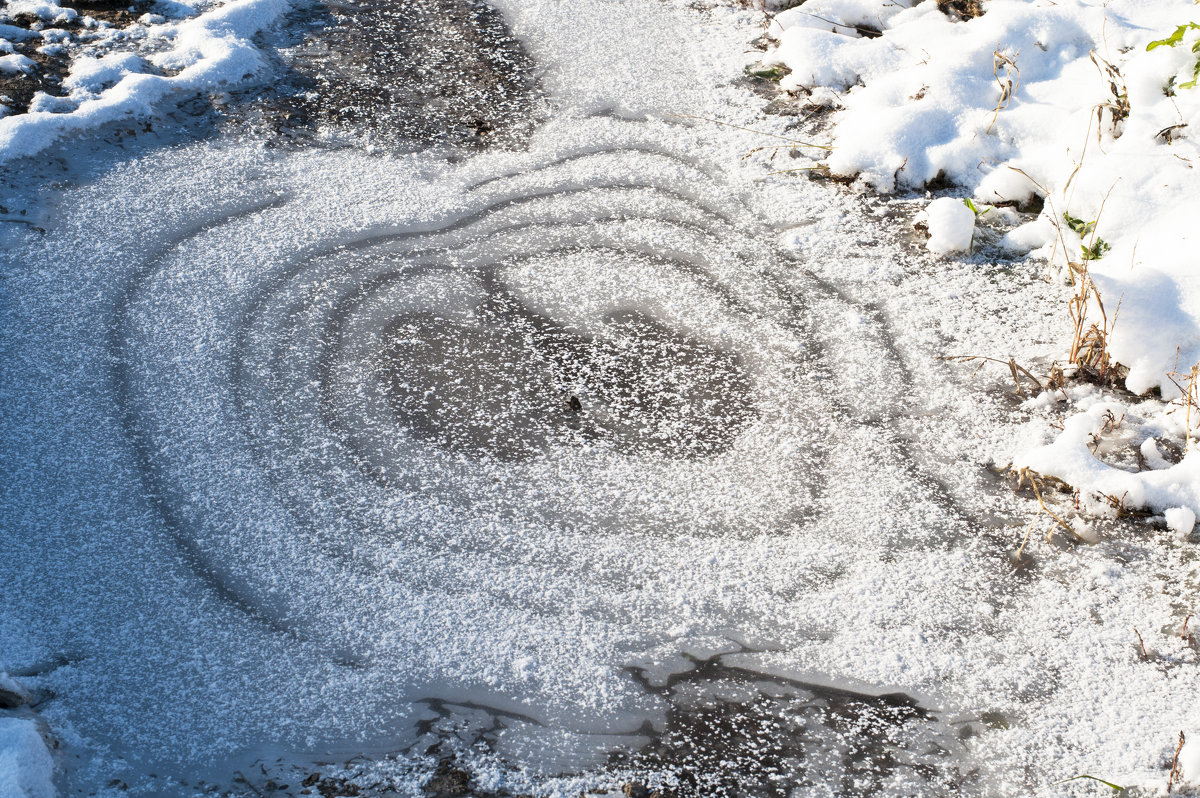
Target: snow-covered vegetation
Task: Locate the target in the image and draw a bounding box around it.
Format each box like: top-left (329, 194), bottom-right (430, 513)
top-left (0, 0), bottom-right (288, 161)
top-left (761, 0), bottom-right (1200, 531)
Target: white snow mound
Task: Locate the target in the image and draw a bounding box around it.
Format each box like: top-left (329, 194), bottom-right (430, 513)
top-left (0, 718), bottom-right (54, 798)
top-left (919, 197), bottom-right (975, 254)
top-left (1166, 506), bottom-right (1197, 537)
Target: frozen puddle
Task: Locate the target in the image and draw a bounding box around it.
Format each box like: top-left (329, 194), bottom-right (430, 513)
top-left (87, 114), bottom-right (972, 791)
top-left (4, 0), bottom-right (1193, 794)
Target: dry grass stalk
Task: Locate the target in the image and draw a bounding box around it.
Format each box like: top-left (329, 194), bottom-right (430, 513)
top-left (1060, 189), bottom-right (1124, 387)
top-left (1090, 51), bottom-right (1130, 140)
top-left (1015, 521), bottom-right (1035, 563)
top-left (668, 113), bottom-right (832, 153)
top-left (1166, 358), bottom-right (1200, 450)
top-left (1014, 467), bottom-right (1077, 541)
top-left (1168, 731), bottom-right (1186, 794)
top-left (939, 354), bottom-right (1043, 396)
top-left (1007, 161), bottom-right (1130, 390)
top-left (987, 49), bottom-right (1020, 134)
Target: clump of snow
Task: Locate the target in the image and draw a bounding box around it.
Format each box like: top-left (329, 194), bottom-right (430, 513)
top-left (998, 216), bottom-right (1054, 254)
top-left (62, 53), bottom-right (149, 95)
top-left (0, 54), bottom-right (35, 75)
top-left (1015, 396), bottom-right (1200, 521)
top-left (917, 197), bottom-right (975, 253)
top-left (0, 24), bottom-right (40, 43)
top-left (1166, 506), bottom-right (1197, 537)
top-left (3, 1), bottom-right (77, 24)
top-left (0, 718), bottom-right (54, 798)
top-left (1140, 438), bottom-right (1171, 470)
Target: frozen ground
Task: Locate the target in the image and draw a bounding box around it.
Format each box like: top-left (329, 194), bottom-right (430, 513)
top-left (1, 0), bottom-right (1199, 796)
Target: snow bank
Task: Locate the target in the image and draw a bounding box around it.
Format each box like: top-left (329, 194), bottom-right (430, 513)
top-left (765, 0), bottom-right (1200, 516)
top-left (0, 718), bottom-right (54, 798)
top-left (765, 0), bottom-right (1200, 397)
top-left (0, 0), bottom-right (290, 163)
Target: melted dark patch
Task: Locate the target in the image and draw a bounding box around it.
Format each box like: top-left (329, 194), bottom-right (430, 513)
top-left (379, 286), bottom-right (756, 461)
top-left (262, 0), bottom-right (539, 147)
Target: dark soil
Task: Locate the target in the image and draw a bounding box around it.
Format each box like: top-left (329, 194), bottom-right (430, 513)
top-left (936, 0), bottom-right (985, 21)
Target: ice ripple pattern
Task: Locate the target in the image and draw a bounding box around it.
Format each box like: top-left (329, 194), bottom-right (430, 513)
top-left (110, 125), bottom-right (836, 677)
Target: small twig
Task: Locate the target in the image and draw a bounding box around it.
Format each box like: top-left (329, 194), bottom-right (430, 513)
top-left (1157, 123), bottom-right (1187, 144)
top-left (787, 10), bottom-right (883, 38)
top-left (940, 354), bottom-right (1044, 395)
top-left (234, 772), bottom-right (264, 797)
top-left (1133, 627), bottom-right (1150, 660)
top-left (765, 166), bottom-right (823, 176)
top-left (987, 49), bottom-right (1020, 134)
top-left (667, 114), bottom-right (833, 149)
top-left (1168, 731), bottom-right (1186, 794)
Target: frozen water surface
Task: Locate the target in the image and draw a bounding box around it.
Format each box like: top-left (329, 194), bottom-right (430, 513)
top-left (3, 0), bottom-right (1198, 795)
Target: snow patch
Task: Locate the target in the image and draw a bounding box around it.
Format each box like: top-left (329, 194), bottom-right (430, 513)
top-left (0, 54), bottom-right (35, 75)
top-left (0, 0), bottom-right (290, 163)
top-left (1015, 399), bottom-right (1200, 520)
top-left (765, 0), bottom-right (1200, 512)
top-left (0, 718), bottom-right (54, 798)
